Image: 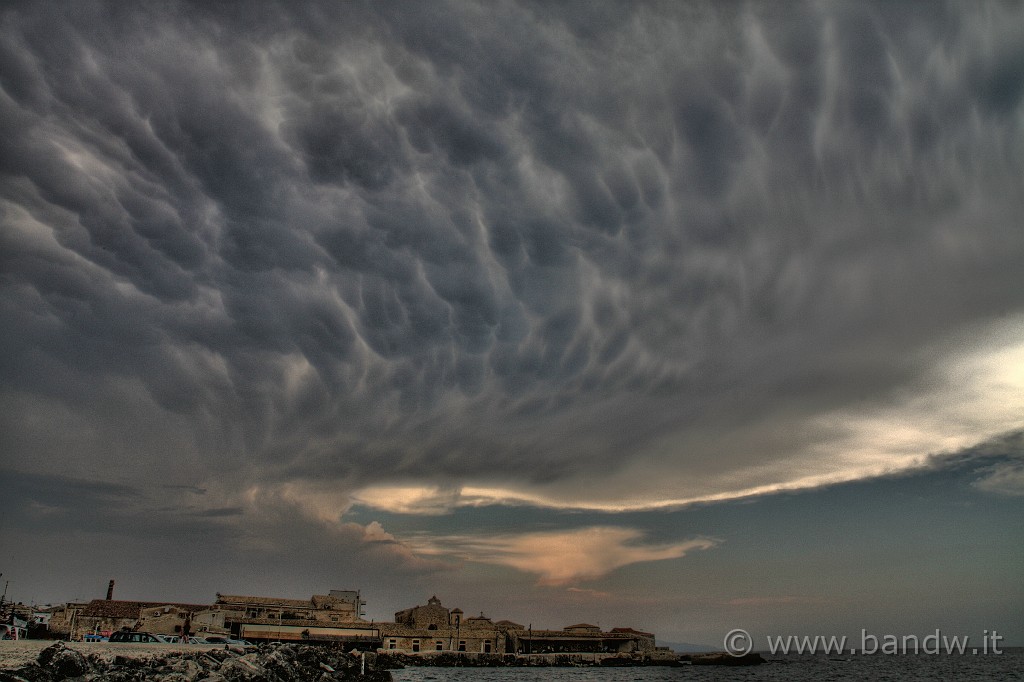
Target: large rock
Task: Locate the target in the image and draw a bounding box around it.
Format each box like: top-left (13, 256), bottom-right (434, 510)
top-left (37, 643), bottom-right (90, 679)
top-left (218, 656), bottom-right (272, 681)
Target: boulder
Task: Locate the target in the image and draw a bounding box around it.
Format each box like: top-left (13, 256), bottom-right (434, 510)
top-left (37, 643), bottom-right (90, 679)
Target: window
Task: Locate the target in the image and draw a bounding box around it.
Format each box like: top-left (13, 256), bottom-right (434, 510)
top-left (388, 639), bottom-right (396, 650)
top-left (483, 640), bottom-right (492, 653)
top-left (458, 640), bottom-right (466, 652)
top-left (436, 641), bottom-right (443, 651)
top-left (412, 640), bottom-right (420, 652)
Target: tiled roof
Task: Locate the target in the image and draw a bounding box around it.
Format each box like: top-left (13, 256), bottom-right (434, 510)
top-left (215, 594), bottom-right (313, 609)
top-left (522, 630), bottom-right (607, 639)
top-left (79, 600), bottom-right (209, 619)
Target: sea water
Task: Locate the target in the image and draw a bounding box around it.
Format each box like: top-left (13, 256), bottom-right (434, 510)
top-left (390, 649), bottom-right (1024, 681)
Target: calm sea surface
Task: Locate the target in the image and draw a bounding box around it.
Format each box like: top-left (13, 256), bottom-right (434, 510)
top-left (390, 650), bottom-right (1024, 681)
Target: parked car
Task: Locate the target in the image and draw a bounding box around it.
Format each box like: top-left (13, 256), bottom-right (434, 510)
top-left (109, 631), bottom-right (163, 643)
top-left (203, 636), bottom-right (229, 644)
top-left (204, 636), bottom-right (252, 645)
top-left (153, 634), bottom-right (178, 643)
top-left (188, 636), bottom-right (208, 644)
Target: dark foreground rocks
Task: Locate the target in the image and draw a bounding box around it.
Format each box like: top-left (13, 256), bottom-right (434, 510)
top-left (0, 642), bottom-right (393, 682)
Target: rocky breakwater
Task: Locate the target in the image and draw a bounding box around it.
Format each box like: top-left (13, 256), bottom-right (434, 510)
top-left (0, 641), bottom-right (393, 682)
top-left (682, 652), bottom-right (765, 666)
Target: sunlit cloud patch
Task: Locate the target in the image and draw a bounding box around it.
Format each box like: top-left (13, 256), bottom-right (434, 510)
top-left (405, 527), bottom-right (718, 585)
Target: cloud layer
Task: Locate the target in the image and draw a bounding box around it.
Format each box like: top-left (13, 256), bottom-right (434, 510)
top-left (1, 1), bottom-right (1023, 601)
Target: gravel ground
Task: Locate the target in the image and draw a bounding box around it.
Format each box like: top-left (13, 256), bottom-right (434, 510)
top-left (0, 640), bottom-right (227, 669)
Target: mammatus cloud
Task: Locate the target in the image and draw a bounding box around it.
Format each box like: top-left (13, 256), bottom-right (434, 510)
top-left (1, 1), bottom-right (1023, 607)
top-left (350, 324), bottom-right (1024, 512)
top-left (404, 527), bottom-right (718, 585)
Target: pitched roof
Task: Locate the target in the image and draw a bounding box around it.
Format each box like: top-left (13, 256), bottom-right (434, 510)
top-left (215, 594), bottom-right (313, 609)
top-left (80, 600), bottom-right (209, 619)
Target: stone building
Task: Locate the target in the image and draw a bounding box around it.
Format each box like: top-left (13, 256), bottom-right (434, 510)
top-left (46, 589), bottom-right (369, 643)
top-left (214, 590), bottom-right (365, 624)
top-left (379, 596), bottom-right (656, 657)
top-left (48, 600), bottom-right (208, 641)
top-left (213, 591), bottom-right (379, 647)
top-left (381, 596), bottom-right (505, 654)
top-left (393, 595), bottom-right (453, 629)
top-left (509, 623), bottom-right (656, 654)
top-left (45, 588), bottom-right (658, 655)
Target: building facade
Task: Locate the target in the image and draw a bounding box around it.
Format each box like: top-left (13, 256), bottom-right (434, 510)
top-left (378, 596), bottom-right (654, 656)
top-left (44, 588), bottom-right (658, 655)
top-left (48, 600), bottom-right (208, 641)
top-left (380, 596), bottom-right (505, 654)
top-left (213, 591), bottom-right (379, 647)
top-left (508, 623), bottom-right (655, 654)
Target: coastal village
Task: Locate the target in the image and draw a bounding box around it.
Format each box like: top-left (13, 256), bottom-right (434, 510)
top-left (3, 583), bottom-right (669, 661)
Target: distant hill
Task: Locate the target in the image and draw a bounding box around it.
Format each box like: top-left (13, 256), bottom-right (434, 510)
top-left (658, 640), bottom-right (718, 653)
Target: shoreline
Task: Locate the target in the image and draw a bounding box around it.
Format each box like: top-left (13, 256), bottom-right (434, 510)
top-left (1, 640), bottom-right (764, 677)
top-left (0, 641), bottom-right (392, 681)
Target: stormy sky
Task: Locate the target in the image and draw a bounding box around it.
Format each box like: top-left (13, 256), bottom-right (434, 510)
top-left (2, 1), bottom-right (1023, 646)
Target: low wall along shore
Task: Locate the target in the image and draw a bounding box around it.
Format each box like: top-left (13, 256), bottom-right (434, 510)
top-left (0, 641), bottom-right (392, 681)
top-left (0, 640), bottom-right (763, 679)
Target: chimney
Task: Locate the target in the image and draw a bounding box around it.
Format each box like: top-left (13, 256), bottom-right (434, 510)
top-left (106, 580), bottom-right (115, 601)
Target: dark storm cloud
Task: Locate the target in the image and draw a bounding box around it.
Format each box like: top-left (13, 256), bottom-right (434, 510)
top-left (2, 470), bottom-right (142, 526)
top-left (1, 0), bottom-right (1023, 516)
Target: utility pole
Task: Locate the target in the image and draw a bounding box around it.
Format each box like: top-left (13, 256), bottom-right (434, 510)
top-left (0, 577), bottom-right (9, 623)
